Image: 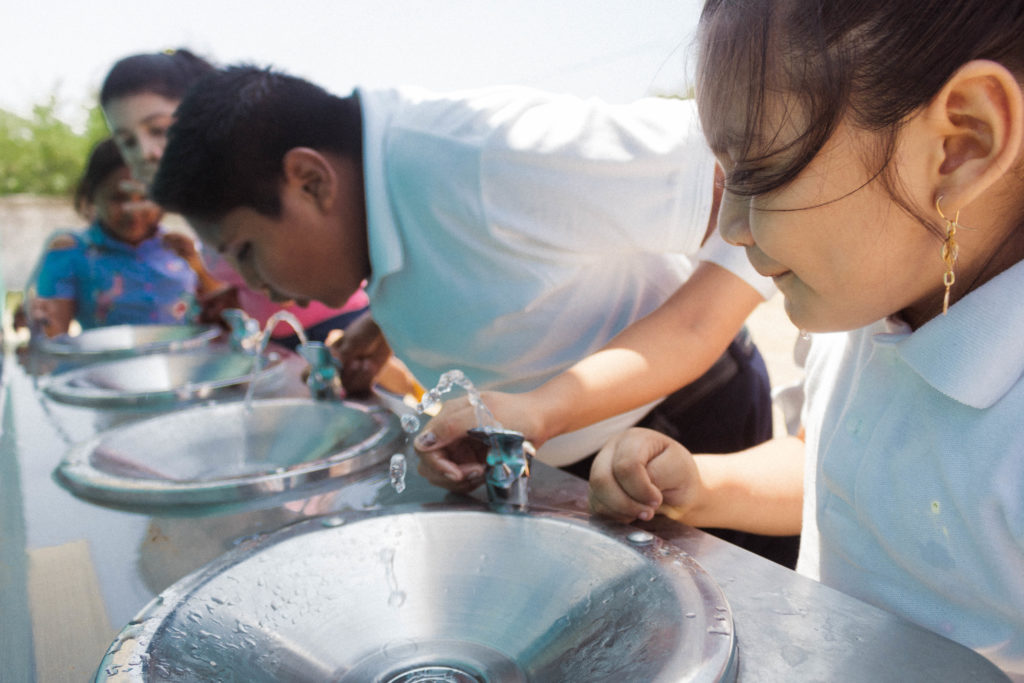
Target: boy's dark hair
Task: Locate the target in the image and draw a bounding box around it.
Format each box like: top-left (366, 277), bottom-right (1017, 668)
top-left (100, 48), bottom-right (215, 106)
top-left (150, 65), bottom-right (363, 222)
top-left (74, 138), bottom-right (126, 212)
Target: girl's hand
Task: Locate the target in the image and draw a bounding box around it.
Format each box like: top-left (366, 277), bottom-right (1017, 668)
top-left (413, 391), bottom-right (544, 492)
top-left (588, 428), bottom-right (701, 523)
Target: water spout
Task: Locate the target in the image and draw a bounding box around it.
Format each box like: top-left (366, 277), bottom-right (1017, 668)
top-left (296, 341), bottom-right (342, 401)
top-left (222, 309), bottom-right (261, 353)
top-left (259, 310), bottom-right (308, 353)
top-left (467, 427), bottom-right (533, 509)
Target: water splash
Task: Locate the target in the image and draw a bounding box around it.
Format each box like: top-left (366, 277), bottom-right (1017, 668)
top-left (416, 369), bottom-right (499, 431)
top-left (243, 310), bottom-right (308, 410)
top-left (388, 369), bottom-right (500, 497)
top-left (389, 454), bottom-right (407, 494)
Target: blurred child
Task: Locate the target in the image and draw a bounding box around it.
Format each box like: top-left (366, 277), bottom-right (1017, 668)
top-left (99, 48), bottom-right (370, 351)
top-left (31, 138), bottom-right (204, 336)
top-left (588, 1), bottom-right (1024, 676)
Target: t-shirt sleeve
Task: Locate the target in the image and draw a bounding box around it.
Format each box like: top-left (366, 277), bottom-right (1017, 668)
top-left (35, 244), bottom-right (80, 299)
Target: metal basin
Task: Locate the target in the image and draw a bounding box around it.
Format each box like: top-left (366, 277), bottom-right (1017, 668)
top-left (38, 323), bottom-right (220, 358)
top-left (55, 398), bottom-right (402, 509)
top-left (41, 347), bottom-right (287, 407)
top-left (97, 506), bottom-right (736, 682)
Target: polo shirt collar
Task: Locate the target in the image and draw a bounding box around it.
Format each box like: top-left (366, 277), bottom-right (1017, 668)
top-left (357, 87), bottom-right (405, 299)
top-left (873, 260), bottom-right (1024, 409)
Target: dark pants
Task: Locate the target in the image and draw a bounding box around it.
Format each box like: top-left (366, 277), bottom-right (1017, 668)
top-left (562, 329), bottom-right (801, 569)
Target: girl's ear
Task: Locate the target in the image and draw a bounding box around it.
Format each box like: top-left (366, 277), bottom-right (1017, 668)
top-left (281, 147), bottom-right (337, 211)
top-left (926, 60), bottom-right (1024, 208)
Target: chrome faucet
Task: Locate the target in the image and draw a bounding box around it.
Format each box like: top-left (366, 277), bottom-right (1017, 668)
top-left (222, 308), bottom-right (261, 353)
top-left (296, 341), bottom-right (342, 401)
top-left (467, 427), bottom-right (534, 508)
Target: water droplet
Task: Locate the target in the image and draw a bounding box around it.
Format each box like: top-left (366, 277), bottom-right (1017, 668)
top-left (388, 590), bottom-right (407, 608)
top-left (627, 530), bottom-right (654, 545)
top-left (389, 454), bottom-right (407, 494)
top-left (400, 414), bottom-right (420, 433)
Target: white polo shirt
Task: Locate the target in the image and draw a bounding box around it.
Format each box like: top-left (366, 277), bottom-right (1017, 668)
top-left (359, 86), bottom-right (770, 465)
top-left (799, 260), bottom-right (1024, 678)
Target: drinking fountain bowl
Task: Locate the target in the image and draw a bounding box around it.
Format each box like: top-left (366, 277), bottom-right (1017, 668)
top-left (97, 505), bottom-right (737, 682)
top-left (41, 346), bottom-right (287, 407)
top-left (37, 323), bottom-right (221, 358)
top-left (55, 398), bottom-right (402, 509)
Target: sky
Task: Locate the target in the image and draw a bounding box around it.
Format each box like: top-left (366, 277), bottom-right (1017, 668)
top-left (2, 0), bottom-right (706, 128)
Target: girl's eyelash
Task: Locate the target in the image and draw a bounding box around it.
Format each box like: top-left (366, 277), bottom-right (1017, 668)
top-left (236, 243), bottom-right (251, 262)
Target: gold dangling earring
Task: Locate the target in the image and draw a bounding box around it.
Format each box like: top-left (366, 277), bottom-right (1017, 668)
top-left (936, 196), bottom-right (960, 315)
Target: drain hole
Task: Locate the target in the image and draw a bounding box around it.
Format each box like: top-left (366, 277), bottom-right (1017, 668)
top-left (386, 665), bottom-right (484, 683)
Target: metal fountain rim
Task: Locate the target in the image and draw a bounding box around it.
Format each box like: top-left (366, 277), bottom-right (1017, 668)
top-left (54, 397), bottom-right (403, 509)
top-left (96, 502), bottom-right (738, 682)
top-left (36, 323), bottom-right (221, 358)
top-left (40, 346), bottom-right (289, 408)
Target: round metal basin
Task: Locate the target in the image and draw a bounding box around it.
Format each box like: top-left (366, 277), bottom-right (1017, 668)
top-left (97, 506), bottom-right (737, 682)
top-left (41, 347), bottom-right (286, 407)
top-left (55, 398), bottom-right (402, 509)
top-left (55, 397), bottom-right (399, 509)
top-left (38, 323), bottom-right (220, 358)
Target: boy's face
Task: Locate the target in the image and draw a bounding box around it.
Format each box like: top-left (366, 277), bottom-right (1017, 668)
top-left (190, 157), bottom-right (369, 308)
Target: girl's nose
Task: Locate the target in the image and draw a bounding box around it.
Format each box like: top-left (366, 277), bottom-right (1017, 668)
top-left (717, 193), bottom-right (754, 248)
top-left (140, 135), bottom-right (164, 162)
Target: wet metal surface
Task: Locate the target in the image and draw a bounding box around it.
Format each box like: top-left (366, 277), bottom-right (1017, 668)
top-left (37, 324), bottom-right (220, 358)
top-left (1, 351), bottom-right (1012, 682)
top-left (41, 347), bottom-right (287, 407)
top-left (98, 505), bottom-right (737, 682)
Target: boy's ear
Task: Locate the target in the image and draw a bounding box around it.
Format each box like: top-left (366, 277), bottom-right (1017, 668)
top-left (281, 147), bottom-right (336, 210)
top-left (925, 60), bottom-right (1024, 209)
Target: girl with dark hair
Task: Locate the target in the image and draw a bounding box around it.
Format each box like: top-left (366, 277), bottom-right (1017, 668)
top-left (101, 48), bottom-right (214, 186)
top-left (31, 139), bottom-right (202, 336)
top-left (590, 1), bottom-right (1024, 676)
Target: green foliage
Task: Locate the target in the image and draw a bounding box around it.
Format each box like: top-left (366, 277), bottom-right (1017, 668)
top-left (0, 95), bottom-right (109, 196)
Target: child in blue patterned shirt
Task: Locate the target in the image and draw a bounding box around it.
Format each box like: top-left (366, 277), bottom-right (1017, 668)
top-left (31, 138), bottom-right (213, 337)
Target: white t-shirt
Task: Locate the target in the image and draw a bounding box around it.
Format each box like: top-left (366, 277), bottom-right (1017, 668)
top-left (799, 260), bottom-right (1024, 679)
top-left (360, 85), bottom-right (768, 465)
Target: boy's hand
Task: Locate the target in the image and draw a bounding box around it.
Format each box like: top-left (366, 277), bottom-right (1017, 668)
top-left (588, 428), bottom-right (701, 524)
top-left (330, 313), bottom-right (391, 396)
top-left (198, 286), bottom-right (241, 327)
